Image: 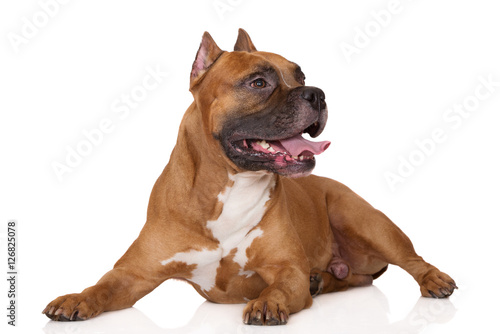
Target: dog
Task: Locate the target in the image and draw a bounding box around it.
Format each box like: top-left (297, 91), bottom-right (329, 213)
top-left (43, 29), bottom-right (456, 326)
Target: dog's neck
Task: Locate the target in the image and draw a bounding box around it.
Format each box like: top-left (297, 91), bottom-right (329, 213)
top-left (171, 102), bottom-right (233, 190)
top-left (147, 102), bottom-right (276, 228)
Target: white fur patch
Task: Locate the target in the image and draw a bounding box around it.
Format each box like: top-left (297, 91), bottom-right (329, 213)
top-left (161, 171), bottom-right (275, 292)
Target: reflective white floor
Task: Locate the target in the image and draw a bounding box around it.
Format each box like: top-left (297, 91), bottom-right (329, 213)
top-left (41, 283), bottom-right (465, 334)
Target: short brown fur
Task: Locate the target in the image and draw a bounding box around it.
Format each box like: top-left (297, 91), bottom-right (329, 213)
top-left (43, 29), bottom-right (456, 326)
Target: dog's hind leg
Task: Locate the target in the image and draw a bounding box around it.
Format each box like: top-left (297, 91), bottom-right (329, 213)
top-left (325, 180), bottom-right (457, 298)
top-left (309, 262), bottom-right (374, 297)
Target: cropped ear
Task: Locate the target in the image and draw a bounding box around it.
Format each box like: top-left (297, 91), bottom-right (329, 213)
top-left (190, 32), bottom-right (224, 89)
top-left (234, 28), bottom-right (257, 52)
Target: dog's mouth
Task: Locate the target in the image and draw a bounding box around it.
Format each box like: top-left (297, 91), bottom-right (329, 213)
top-left (227, 122), bottom-right (331, 178)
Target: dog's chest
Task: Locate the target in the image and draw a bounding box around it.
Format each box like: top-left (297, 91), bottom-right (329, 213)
top-left (161, 171), bottom-right (275, 292)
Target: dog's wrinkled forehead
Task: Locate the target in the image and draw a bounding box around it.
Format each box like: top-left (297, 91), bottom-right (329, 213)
top-left (248, 52), bottom-right (305, 88)
top-left (207, 51), bottom-right (305, 91)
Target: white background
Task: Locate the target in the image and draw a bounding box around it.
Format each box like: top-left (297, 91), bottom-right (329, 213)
top-left (1, 0), bottom-right (499, 333)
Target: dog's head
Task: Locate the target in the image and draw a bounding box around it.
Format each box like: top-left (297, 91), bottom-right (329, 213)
top-left (189, 29), bottom-right (329, 178)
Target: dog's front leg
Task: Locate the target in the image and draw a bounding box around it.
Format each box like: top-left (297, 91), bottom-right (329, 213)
top-left (43, 265), bottom-right (162, 321)
top-left (43, 226), bottom-right (172, 321)
top-left (242, 210), bottom-right (312, 326)
top-left (243, 264), bottom-right (312, 326)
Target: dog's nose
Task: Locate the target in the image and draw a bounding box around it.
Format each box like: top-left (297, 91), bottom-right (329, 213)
top-left (301, 87), bottom-right (326, 110)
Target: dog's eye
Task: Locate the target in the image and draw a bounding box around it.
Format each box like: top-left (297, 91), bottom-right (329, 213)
top-left (250, 78), bottom-right (268, 88)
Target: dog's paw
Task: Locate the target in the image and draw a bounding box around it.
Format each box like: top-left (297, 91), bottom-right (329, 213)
top-left (42, 293), bottom-right (103, 321)
top-left (243, 299), bottom-right (289, 326)
top-left (419, 269), bottom-right (458, 298)
top-left (309, 269), bottom-right (324, 297)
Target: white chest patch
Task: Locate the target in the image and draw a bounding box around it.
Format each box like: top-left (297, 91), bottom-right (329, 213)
top-left (160, 171), bottom-right (275, 292)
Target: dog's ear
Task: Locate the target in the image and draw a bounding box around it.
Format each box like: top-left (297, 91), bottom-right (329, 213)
top-left (234, 28), bottom-right (257, 52)
top-left (190, 32), bottom-right (224, 89)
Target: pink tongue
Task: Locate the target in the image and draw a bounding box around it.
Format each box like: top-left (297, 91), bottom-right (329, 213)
top-left (278, 134), bottom-right (331, 156)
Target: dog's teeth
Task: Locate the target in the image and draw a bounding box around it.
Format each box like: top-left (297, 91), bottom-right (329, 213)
top-left (268, 146), bottom-right (275, 153)
top-left (299, 156), bottom-right (304, 161)
top-left (261, 141), bottom-right (270, 149)
top-left (292, 155), bottom-right (299, 160)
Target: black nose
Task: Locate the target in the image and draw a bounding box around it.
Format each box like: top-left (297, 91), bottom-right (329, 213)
top-left (301, 87), bottom-right (326, 110)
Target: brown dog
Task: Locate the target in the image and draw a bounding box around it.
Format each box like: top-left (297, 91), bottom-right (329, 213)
top-left (43, 29), bottom-right (456, 326)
